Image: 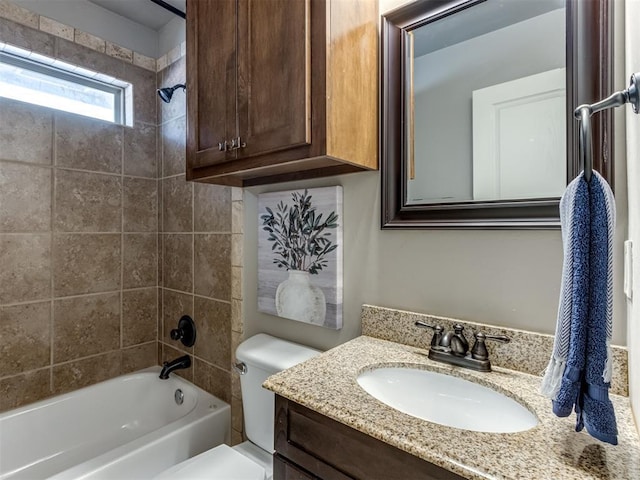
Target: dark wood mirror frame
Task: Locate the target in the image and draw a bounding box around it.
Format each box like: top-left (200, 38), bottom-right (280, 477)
top-left (381, 0), bottom-right (613, 229)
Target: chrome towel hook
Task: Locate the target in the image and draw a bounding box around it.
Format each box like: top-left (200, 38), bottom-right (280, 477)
top-left (574, 72), bottom-right (640, 183)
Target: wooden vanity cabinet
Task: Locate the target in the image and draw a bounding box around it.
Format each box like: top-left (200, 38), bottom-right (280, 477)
top-left (186, 0), bottom-right (378, 186)
top-left (274, 396), bottom-right (467, 480)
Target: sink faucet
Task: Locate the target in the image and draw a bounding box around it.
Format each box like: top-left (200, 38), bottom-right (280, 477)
top-left (159, 354), bottom-right (192, 379)
top-left (415, 321), bottom-right (510, 372)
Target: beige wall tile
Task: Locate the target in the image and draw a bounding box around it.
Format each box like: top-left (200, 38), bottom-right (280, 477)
top-left (0, 17), bottom-right (53, 55)
top-left (156, 54), bottom-right (168, 74)
top-left (231, 368), bottom-right (241, 398)
top-left (106, 41), bottom-right (132, 62)
top-left (232, 395), bottom-right (243, 433)
top-left (54, 170), bottom-right (121, 232)
top-left (167, 45), bottom-right (181, 65)
top-left (53, 293), bottom-right (120, 362)
top-left (0, 162), bottom-right (51, 232)
top-left (161, 116), bottom-right (186, 177)
top-left (53, 234), bottom-right (121, 296)
top-left (123, 234), bottom-right (157, 288)
top-left (133, 52), bottom-right (156, 72)
top-left (53, 351), bottom-right (121, 395)
top-left (39, 16), bottom-right (73, 40)
top-left (194, 234), bottom-right (231, 301)
top-left (74, 30), bottom-right (105, 52)
top-left (0, 234), bottom-right (50, 304)
top-left (231, 429), bottom-right (243, 446)
top-left (0, 368), bottom-right (51, 412)
top-left (194, 296), bottom-right (230, 369)
top-left (120, 65), bottom-right (156, 125)
top-left (162, 288), bottom-right (193, 346)
top-left (55, 114), bottom-right (123, 174)
top-left (232, 299), bottom-right (243, 334)
top-left (56, 37), bottom-right (123, 78)
top-left (163, 175), bottom-right (193, 232)
top-left (0, 302), bottom-right (50, 377)
top-left (123, 288), bottom-right (157, 347)
top-left (231, 331), bottom-right (244, 355)
top-left (122, 342), bottom-right (157, 373)
top-left (160, 343), bottom-right (193, 381)
top-left (159, 57), bottom-right (186, 125)
top-left (0, 99), bottom-right (53, 165)
top-left (193, 358), bottom-right (230, 403)
top-left (124, 122), bottom-right (157, 178)
top-left (232, 201), bottom-right (243, 234)
top-left (0, 1), bottom-right (38, 28)
top-left (194, 183), bottom-right (231, 232)
top-left (231, 187), bottom-right (243, 202)
top-left (123, 177), bottom-right (157, 233)
top-left (231, 234), bottom-right (243, 267)
top-left (163, 234), bottom-right (193, 292)
top-left (231, 266), bottom-right (242, 300)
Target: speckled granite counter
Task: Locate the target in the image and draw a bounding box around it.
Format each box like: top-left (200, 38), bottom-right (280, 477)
top-left (264, 335), bottom-right (640, 480)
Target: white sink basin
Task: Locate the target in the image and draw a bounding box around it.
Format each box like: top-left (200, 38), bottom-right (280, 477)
top-left (357, 367), bottom-right (538, 433)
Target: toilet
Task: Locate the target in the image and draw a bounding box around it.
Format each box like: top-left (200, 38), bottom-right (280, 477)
top-left (154, 333), bottom-right (320, 480)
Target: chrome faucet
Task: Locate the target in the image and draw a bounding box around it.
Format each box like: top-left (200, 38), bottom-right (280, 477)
top-left (415, 321), bottom-right (510, 372)
top-left (159, 354), bottom-right (192, 379)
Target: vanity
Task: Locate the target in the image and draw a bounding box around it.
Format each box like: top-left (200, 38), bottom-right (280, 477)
top-left (264, 306), bottom-right (640, 480)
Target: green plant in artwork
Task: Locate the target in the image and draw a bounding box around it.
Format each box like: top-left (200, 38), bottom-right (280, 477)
top-left (260, 189), bottom-right (339, 274)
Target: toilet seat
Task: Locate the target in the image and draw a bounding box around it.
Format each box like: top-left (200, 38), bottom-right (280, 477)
top-left (153, 444), bottom-right (266, 480)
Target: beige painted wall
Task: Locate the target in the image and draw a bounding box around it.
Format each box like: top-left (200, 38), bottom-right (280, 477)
top-left (242, 0), bottom-right (629, 352)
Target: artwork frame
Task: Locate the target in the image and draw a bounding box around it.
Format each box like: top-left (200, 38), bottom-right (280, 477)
top-left (257, 186), bottom-right (343, 329)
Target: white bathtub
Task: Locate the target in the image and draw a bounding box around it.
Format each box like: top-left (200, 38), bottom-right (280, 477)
top-left (0, 367), bottom-right (230, 480)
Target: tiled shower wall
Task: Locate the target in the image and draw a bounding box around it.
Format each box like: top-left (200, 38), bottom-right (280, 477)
top-left (157, 56), bottom-right (245, 444)
top-left (0, 3), bottom-right (243, 443)
top-left (0, 15), bottom-right (159, 411)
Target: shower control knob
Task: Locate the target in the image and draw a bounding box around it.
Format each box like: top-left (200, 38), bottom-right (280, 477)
top-left (170, 315), bottom-right (196, 347)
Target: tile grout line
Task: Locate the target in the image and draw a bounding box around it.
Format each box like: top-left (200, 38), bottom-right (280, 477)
top-left (49, 110), bottom-right (57, 392)
top-left (191, 176), bottom-right (196, 378)
top-left (120, 119), bottom-right (125, 354)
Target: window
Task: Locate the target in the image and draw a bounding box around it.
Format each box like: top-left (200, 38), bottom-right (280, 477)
top-left (0, 42), bottom-right (131, 125)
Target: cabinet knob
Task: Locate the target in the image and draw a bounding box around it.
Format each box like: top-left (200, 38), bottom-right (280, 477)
top-left (218, 141), bottom-right (228, 151)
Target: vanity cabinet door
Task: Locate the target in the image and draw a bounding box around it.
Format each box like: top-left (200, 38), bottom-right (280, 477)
top-left (274, 396), bottom-right (467, 480)
top-left (274, 454), bottom-right (319, 480)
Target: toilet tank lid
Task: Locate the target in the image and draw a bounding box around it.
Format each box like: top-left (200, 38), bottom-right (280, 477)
top-left (236, 334), bottom-right (321, 373)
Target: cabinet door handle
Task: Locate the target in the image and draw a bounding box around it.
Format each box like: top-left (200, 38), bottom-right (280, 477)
top-left (218, 141), bottom-right (228, 151)
top-left (229, 137), bottom-right (246, 150)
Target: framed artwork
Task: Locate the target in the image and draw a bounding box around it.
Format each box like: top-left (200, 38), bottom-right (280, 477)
top-left (257, 186), bottom-right (343, 329)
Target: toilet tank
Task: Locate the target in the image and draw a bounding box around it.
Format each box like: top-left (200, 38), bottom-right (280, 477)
top-left (235, 334), bottom-right (320, 453)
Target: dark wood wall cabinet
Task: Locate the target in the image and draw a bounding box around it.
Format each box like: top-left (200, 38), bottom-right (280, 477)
top-left (186, 0), bottom-right (378, 187)
top-left (274, 396), bottom-right (467, 480)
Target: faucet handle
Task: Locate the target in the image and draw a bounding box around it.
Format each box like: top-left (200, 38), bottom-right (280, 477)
top-left (471, 331), bottom-right (511, 361)
top-left (415, 321), bottom-right (444, 347)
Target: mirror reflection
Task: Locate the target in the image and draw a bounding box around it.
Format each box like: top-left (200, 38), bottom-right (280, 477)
top-left (406, 0), bottom-right (566, 205)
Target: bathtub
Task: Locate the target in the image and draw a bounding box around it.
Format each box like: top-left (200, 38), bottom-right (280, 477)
top-left (0, 367), bottom-right (230, 480)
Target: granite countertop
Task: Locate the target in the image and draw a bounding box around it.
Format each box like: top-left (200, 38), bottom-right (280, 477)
top-left (263, 335), bottom-right (640, 480)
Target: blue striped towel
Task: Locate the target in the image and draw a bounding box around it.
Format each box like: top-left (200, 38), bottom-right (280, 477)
top-left (540, 170), bottom-right (617, 445)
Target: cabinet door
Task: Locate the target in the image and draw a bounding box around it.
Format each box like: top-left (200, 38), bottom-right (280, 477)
top-left (187, 0), bottom-right (237, 168)
top-left (236, 0), bottom-right (312, 159)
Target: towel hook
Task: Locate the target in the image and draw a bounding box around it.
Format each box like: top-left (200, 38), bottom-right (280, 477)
top-left (574, 72), bottom-right (640, 183)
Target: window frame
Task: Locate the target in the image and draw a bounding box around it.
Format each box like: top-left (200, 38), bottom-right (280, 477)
top-left (0, 49), bottom-right (127, 125)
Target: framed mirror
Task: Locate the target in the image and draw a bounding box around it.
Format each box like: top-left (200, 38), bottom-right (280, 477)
top-left (381, 0), bottom-right (613, 228)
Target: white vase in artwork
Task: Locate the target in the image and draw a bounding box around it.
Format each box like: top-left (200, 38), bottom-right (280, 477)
top-left (275, 270), bottom-right (326, 325)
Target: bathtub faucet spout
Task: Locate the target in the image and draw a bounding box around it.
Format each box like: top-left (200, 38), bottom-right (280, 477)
top-left (159, 355), bottom-right (191, 379)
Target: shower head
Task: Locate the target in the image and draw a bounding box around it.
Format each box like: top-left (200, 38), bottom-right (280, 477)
top-left (157, 83), bottom-right (186, 103)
